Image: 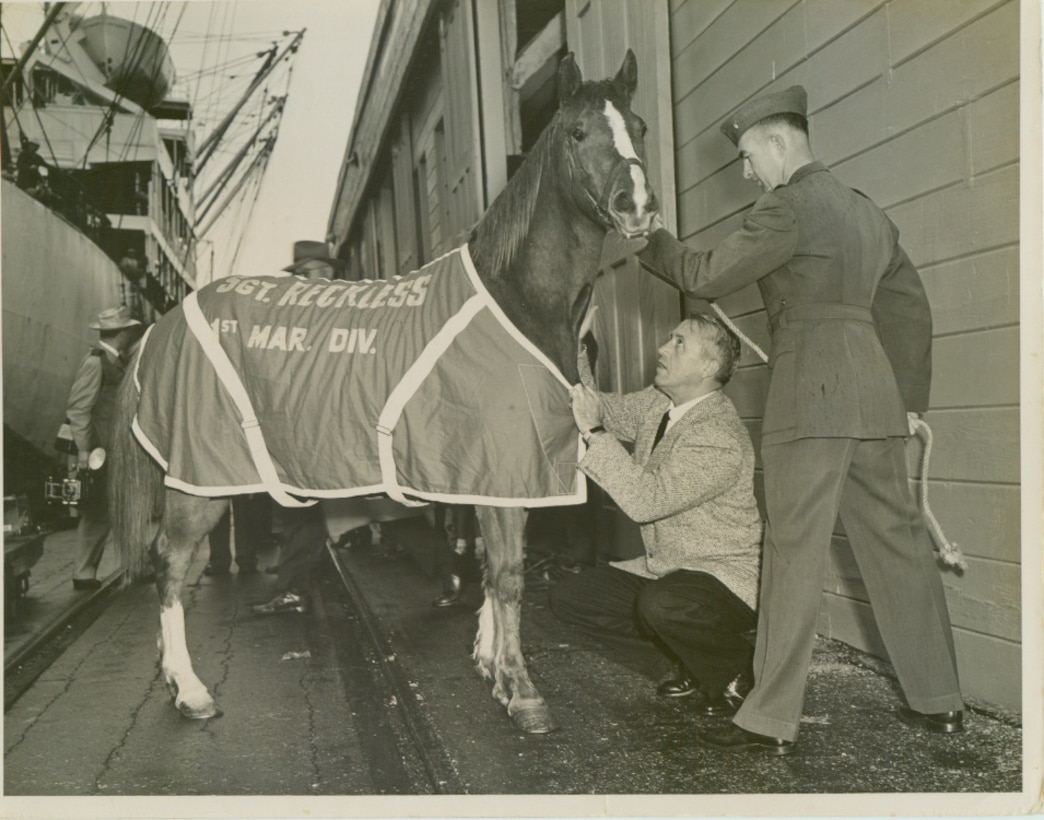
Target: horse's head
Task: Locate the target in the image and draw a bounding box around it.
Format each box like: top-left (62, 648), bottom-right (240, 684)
top-left (556, 50), bottom-right (659, 239)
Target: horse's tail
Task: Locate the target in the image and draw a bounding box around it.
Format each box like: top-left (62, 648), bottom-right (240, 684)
top-left (109, 367), bottom-right (164, 579)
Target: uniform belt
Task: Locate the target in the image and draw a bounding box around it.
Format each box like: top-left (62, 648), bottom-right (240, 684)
top-left (772, 303), bottom-right (873, 330)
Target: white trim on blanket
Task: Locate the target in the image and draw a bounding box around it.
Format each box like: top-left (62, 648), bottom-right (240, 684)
top-left (130, 245), bottom-right (587, 508)
top-left (459, 244), bottom-right (573, 389)
top-left (181, 291), bottom-right (316, 508)
top-left (376, 292), bottom-right (486, 506)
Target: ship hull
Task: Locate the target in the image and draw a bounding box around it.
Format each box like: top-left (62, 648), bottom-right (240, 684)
top-left (2, 180), bottom-right (125, 465)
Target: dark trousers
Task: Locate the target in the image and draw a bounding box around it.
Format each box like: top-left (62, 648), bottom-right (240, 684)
top-left (549, 564), bottom-right (755, 695)
top-left (274, 504), bottom-right (329, 594)
top-left (434, 504), bottom-right (481, 580)
top-left (208, 494), bottom-right (271, 571)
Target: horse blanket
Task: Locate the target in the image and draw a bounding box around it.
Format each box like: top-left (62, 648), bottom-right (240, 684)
top-left (131, 245), bottom-right (585, 508)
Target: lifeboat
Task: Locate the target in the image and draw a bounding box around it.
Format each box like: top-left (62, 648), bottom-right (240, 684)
top-left (76, 13), bottom-right (176, 109)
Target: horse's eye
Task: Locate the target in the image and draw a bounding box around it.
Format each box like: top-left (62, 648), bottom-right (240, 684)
top-left (571, 127), bottom-right (586, 142)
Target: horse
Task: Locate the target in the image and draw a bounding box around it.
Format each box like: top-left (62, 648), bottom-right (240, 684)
top-left (109, 50), bottom-right (658, 735)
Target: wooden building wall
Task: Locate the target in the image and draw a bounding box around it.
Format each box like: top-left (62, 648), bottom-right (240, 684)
top-left (666, 0), bottom-right (1021, 712)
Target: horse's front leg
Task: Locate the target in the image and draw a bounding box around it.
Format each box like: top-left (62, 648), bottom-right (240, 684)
top-left (474, 506), bottom-right (557, 733)
top-left (155, 493), bottom-right (227, 719)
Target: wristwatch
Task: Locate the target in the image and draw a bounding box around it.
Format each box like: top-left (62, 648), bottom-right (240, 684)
top-left (582, 425), bottom-right (605, 444)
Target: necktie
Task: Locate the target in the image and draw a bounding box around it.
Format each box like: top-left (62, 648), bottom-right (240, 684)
top-left (652, 409), bottom-right (670, 450)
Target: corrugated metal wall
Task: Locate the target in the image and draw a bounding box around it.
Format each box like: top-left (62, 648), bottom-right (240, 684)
top-left (666, 0), bottom-right (1021, 711)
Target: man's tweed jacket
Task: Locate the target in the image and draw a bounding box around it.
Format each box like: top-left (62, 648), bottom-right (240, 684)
top-left (580, 387), bottom-right (762, 609)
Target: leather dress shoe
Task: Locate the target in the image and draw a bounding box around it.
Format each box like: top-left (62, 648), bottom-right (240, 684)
top-left (432, 574), bottom-right (462, 608)
top-left (698, 723), bottom-right (795, 756)
top-left (236, 563), bottom-right (258, 575)
top-left (695, 691), bottom-right (739, 717)
top-left (252, 590), bottom-right (309, 615)
top-left (203, 564), bottom-right (230, 577)
top-left (72, 578), bottom-right (102, 591)
top-left (898, 707), bottom-right (964, 734)
top-left (707, 667), bottom-right (755, 715)
top-left (265, 565), bottom-right (280, 574)
top-left (657, 675), bottom-right (699, 698)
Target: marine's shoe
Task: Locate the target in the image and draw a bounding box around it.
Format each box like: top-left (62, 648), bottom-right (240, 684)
top-left (898, 707), bottom-right (964, 734)
top-left (698, 723), bottom-right (795, 756)
top-left (252, 590), bottom-right (309, 615)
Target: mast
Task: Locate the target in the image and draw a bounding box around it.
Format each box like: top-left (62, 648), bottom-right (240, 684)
top-left (195, 95), bottom-right (285, 211)
top-left (194, 29), bottom-right (303, 174)
top-left (196, 136), bottom-right (276, 237)
top-left (0, 2), bottom-right (68, 99)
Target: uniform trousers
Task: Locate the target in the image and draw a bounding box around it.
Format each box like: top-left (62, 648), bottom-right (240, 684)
top-left (550, 564), bottom-right (755, 695)
top-left (734, 436), bottom-right (964, 742)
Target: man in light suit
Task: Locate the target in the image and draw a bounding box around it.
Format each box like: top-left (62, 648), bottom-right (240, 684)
top-left (552, 312), bottom-right (763, 718)
top-left (630, 86), bottom-right (964, 755)
top-left (66, 305), bottom-right (141, 590)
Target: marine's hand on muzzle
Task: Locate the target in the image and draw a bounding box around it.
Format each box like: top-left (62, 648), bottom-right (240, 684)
top-left (602, 230), bottom-right (650, 264)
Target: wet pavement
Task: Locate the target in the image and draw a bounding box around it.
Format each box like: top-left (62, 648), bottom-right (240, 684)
top-left (2, 515), bottom-right (1033, 814)
top-left (345, 518), bottom-right (1026, 798)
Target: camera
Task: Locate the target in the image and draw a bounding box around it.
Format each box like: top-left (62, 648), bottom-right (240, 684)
top-left (45, 448), bottom-right (105, 508)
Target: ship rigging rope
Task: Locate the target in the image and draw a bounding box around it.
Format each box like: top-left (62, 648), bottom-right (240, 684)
top-left (74, 1), bottom-right (186, 169)
top-left (706, 300), bottom-right (966, 570)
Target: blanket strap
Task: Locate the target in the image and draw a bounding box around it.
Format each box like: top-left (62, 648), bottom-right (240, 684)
top-left (376, 293), bottom-right (487, 507)
top-left (182, 293), bottom-right (315, 509)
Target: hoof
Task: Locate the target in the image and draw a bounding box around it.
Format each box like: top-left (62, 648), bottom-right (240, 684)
top-left (176, 696), bottom-right (223, 720)
top-left (509, 701), bottom-right (557, 734)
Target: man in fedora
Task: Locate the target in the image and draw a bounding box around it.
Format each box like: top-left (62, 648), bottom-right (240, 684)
top-left (252, 241), bottom-right (343, 615)
top-left (281, 239), bottom-right (347, 279)
top-left (623, 86), bottom-right (964, 754)
top-left (66, 305), bottom-right (141, 590)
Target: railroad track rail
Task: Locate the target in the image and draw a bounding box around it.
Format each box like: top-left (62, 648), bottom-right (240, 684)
top-left (4, 573), bottom-right (124, 712)
top-left (323, 541), bottom-right (466, 794)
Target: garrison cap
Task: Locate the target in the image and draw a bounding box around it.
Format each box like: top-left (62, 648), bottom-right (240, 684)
top-left (720, 85), bottom-right (808, 145)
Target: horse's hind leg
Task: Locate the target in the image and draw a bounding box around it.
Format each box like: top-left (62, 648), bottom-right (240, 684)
top-left (154, 490), bottom-right (229, 719)
top-left (474, 506), bottom-right (557, 734)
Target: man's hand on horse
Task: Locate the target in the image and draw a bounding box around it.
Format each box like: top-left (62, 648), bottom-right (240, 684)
top-left (569, 383), bottom-right (603, 433)
top-left (601, 229), bottom-right (650, 267)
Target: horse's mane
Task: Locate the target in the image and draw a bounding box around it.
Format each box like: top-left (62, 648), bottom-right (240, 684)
top-left (468, 114), bottom-right (559, 282)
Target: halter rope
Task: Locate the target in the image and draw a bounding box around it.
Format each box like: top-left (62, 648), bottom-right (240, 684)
top-left (708, 302), bottom-right (966, 570)
top-left (565, 128), bottom-right (648, 233)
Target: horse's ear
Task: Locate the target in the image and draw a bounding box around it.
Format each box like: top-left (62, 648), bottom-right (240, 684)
top-left (558, 52), bottom-right (582, 102)
top-left (614, 48), bottom-right (638, 101)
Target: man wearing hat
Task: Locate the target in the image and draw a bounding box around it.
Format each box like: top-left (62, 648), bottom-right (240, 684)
top-left (252, 241), bottom-right (342, 615)
top-left (66, 305), bottom-right (142, 590)
top-left (626, 86), bottom-right (964, 754)
top-left (281, 239), bottom-right (347, 279)
top-left (15, 137), bottom-right (46, 194)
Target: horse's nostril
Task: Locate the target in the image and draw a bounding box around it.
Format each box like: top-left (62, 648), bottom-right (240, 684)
top-left (613, 191), bottom-right (634, 213)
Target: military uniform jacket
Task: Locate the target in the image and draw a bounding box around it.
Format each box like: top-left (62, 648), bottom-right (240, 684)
top-left (581, 388), bottom-right (762, 609)
top-left (639, 162), bottom-right (932, 445)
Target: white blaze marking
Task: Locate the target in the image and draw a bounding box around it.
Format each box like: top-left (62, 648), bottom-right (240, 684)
top-left (603, 100), bottom-right (650, 215)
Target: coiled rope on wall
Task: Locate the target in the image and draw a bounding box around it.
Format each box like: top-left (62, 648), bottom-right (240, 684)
top-left (708, 302), bottom-right (967, 571)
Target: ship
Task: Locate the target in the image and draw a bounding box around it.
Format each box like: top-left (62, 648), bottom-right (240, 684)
top-left (1, 3), bottom-right (298, 512)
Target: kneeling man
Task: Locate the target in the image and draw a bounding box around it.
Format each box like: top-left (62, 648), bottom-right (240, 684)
top-left (552, 312), bottom-right (763, 716)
